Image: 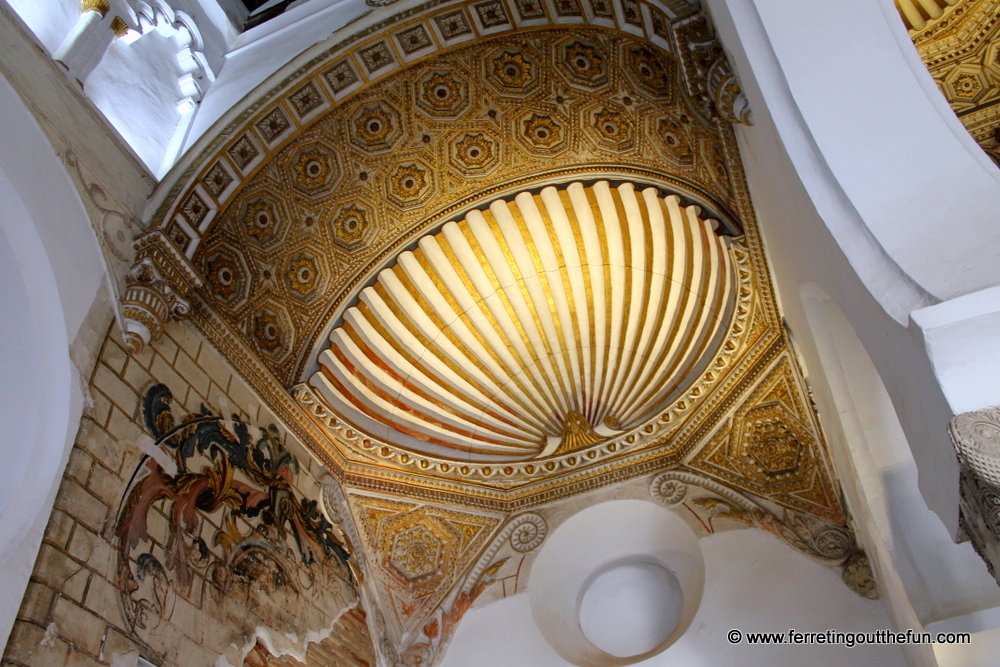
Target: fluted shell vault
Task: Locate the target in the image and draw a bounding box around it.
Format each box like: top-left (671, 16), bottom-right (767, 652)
top-left (311, 180), bottom-right (735, 462)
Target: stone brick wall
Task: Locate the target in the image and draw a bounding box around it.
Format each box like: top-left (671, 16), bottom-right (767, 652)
top-left (2, 320), bottom-right (373, 667)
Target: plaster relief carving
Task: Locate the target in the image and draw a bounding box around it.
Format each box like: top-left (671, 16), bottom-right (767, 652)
top-left (671, 13), bottom-right (752, 125)
top-left (648, 470), bottom-right (877, 598)
top-left (115, 6), bottom-right (859, 658)
top-left (951, 404), bottom-right (1000, 584)
top-left (120, 232), bottom-right (202, 353)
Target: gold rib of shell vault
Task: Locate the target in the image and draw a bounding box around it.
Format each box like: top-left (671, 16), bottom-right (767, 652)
top-left (307, 180), bottom-right (739, 465)
top-left (895, 0), bottom-right (958, 31)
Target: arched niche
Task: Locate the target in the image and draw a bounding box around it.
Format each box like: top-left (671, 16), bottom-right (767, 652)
top-left (529, 499), bottom-right (705, 666)
top-left (799, 283), bottom-right (1000, 638)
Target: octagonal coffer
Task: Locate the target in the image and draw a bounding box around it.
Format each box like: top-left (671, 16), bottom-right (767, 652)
top-left (310, 181), bottom-right (736, 462)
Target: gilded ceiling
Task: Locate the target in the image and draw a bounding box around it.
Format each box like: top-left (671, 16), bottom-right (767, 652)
top-left (175, 24), bottom-right (742, 387)
top-left (119, 0), bottom-right (866, 662)
top-left (900, 0), bottom-right (1000, 162)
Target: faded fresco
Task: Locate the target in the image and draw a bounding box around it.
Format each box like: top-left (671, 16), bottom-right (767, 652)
top-left (115, 383), bottom-right (359, 649)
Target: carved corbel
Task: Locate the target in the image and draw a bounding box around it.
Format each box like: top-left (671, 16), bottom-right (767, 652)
top-left (671, 13), bottom-right (752, 125)
top-left (120, 230), bottom-right (203, 354)
top-left (950, 405), bottom-right (1000, 585)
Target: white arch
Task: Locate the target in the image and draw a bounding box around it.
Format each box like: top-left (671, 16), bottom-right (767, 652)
top-left (708, 0), bottom-right (1000, 311)
top-left (0, 70), bottom-right (108, 649)
top-left (800, 283), bottom-right (1000, 652)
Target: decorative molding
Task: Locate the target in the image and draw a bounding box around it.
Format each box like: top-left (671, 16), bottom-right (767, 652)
top-left (121, 230), bottom-right (203, 353)
top-left (462, 513), bottom-right (547, 596)
top-left (347, 493), bottom-right (503, 645)
top-left (649, 470), bottom-right (877, 597)
top-left (397, 511), bottom-right (543, 667)
top-left (897, 0), bottom-right (960, 33)
top-left (58, 147), bottom-right (147, 325)
top-left (310, 181), bottom-right (737, 463)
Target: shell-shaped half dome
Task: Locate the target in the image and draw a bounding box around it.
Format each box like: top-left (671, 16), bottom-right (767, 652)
top-left (310, 181), bottom-right (736, 462)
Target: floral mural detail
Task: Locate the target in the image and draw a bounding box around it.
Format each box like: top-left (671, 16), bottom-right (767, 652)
top-left (404, 558), bottom-right (508, 666)
top-left (114, 384), bottom-right (357, 633)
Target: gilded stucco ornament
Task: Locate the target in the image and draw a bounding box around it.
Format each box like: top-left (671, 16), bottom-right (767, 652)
top-left (310, 181), bottom-right (736, 464)
top-left (671, 13), bottom-right (752, 125)
top-left (648, 470), bottom-right (876, 597)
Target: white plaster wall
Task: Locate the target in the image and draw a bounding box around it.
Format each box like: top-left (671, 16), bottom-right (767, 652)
top-left (910, 285), bottom-right (1000, 415)
top-left (0, 70), bottom-right (108, 650)
top-left (3, 0), bottom-right (80, 55)
top-left (441, 529), bottom-right (907, 667)
top-left (727, 0), bottom-right (1000, 304)
top-left (86, 29), bottom-right (185, 174)
top-left (800, 284), bottom-right (1000, 630)
top-left (170, 0), bottom-right (245, 72)
top-left (704, 0), bottom-right (962, 543)
top-left (705, 0), bottom-right (1000, 636)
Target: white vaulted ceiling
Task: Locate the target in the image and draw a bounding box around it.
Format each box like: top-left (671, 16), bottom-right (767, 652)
top-left (310, 180), bottom-right (735, 462)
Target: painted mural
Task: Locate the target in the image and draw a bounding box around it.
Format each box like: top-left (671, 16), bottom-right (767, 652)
top-left (114, 383), bottom-right (359, 645)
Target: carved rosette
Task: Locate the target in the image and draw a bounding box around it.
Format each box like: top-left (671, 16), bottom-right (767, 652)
top-left (951, 404), bottom-right (1000, 585)
top-left (120, 230), bottom-right (203, 353)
